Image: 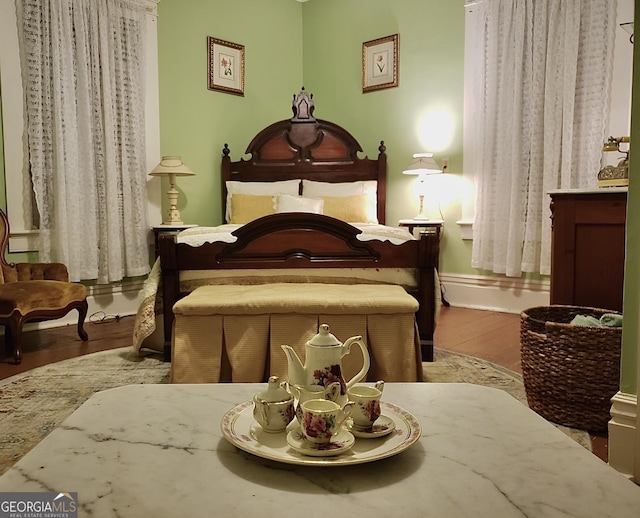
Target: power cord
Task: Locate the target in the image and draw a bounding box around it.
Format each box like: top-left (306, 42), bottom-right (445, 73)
top-left (89, 311), bottom-right (123, 324)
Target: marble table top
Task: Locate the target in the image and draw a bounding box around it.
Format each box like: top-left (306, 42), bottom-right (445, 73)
top-left (1, 383), bottom-right (640, 517)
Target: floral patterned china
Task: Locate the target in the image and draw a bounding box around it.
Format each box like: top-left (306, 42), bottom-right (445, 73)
top-left (252, 376), bottom-right (295, 433)
top-left (300, 398), bottom-right (354, 444)
top-left (347, 381), bottom-right (385, 431)
top-left (348, 414), bottom-right (396, 439)
top-left (286, 427), bottom-right (355, 457)
top-left (220, 399), bottom-right (422, 467)
top-left (281, 324), bottom-right (370, 406)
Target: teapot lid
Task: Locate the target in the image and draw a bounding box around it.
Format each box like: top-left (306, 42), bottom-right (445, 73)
top-left (307, 324), bottom-right (342, 347)
top-left (255, 376), bottom-right (292, 402)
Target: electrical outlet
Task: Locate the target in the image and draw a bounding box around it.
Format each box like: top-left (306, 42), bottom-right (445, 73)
top-left (442, 158), bottom-right (450, 172)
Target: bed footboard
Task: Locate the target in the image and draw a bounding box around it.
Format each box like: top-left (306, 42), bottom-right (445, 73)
top-left (158, 214), bottom-right (440, 363)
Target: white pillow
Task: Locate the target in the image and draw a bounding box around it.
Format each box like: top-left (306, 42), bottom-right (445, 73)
top-left (274, 193), bottom-right (324, 214)
top-left (225, 180), bottom-right (300, 223)
top-left (301, 180), bottom-right (378, 223)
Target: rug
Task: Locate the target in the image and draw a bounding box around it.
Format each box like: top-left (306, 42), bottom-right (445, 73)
top-left (0, 347), bottom-right (590, 476)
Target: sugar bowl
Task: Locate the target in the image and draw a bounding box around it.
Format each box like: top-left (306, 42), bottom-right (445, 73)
top-left (252, 376), bottom-right (295, 433)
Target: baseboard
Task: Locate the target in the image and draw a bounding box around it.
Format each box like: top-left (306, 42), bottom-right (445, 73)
top-left (25, 273), bottom-right (550, 331)
top-left (22, 279), bottom-right (146, 332)
top-left (609, 392), bottom-right (638, 481)
top-left (439, 273), bottom-right (550, 314)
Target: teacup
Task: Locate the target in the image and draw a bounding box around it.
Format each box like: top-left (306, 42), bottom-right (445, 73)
top-left (287, 382), bottom-right (341, 424)
top-left (300, 398), bottom-right (354, 445)
top-left (347, 380), bottom-right (384, 431)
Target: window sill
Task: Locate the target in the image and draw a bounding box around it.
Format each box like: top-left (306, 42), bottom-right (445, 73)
top-left (457, 219), bottom-right (473, 240)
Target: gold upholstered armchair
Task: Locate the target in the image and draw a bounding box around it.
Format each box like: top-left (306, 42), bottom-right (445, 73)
top-left (0, 209), bottom-right (88, 364)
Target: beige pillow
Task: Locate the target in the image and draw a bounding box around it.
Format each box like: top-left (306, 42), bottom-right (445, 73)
top-left (230, 194), bottom-right (275, 224)
top-left (225, 179), bottom-right (300, 223)
top-left (322, 195), bottom-right (370, 223)
top-left (274, 193), bottom-right (324, 214)
top-left (301, 179), bottom-right (378, 223)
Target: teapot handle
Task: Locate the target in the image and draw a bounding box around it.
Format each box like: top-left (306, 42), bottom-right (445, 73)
top-left (343, 336), bottom-right (370, 389)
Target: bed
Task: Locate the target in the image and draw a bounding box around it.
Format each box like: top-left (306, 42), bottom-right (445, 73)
top-left (134, 89), bottom-right (440, 375)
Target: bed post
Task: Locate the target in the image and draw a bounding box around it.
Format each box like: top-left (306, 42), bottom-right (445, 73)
top-left (158, 233), bottom-right (180, 362)
top-left (377, 141), bottom-right (387, 225)
top-left (415, 231), bottom-right (440, 361)
top-left (221, 143), bottom-right (231, 222)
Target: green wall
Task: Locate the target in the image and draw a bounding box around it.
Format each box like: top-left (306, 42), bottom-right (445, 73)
top-left (300, 0), bottom-right (467, 273)
top-left (157, 0), bottom-right (469, 274)
top-left (157, 0), bottom-right (303, 226)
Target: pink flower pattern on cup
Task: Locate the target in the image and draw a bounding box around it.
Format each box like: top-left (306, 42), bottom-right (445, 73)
top-left (283, 404), bottom-right (296, 424)
top-left (303, 412), bottom-right (335, 440)
top-left (365, 399), bottom-right (381, 423)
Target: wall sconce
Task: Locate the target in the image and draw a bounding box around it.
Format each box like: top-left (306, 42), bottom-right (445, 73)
top-left (149, 156), bottom-right (195, 224)
top-left (402, 153), bottom-right (442, 220)
top-left (598, 137), bottom-right (629, 187)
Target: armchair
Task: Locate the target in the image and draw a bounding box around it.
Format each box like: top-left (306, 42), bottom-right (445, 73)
top-left (0, 209), bottom-right (88, 364)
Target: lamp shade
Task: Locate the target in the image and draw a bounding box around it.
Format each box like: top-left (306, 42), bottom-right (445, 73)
top-left (149, 156), bottom-right (195, 177)
top-left (403, 153), bottom-right (442, 175)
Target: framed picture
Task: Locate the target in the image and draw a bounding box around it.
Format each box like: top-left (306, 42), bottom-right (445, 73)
top-left (362, 34), bottom-right (399, 93)
top-left (207, 37), bottom-right (245, 96)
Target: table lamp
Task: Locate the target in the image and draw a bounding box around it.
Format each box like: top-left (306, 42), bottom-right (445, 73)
top-left (149, 156), bottom-right (195, 224)
top-left (402, 153), bottom-right (442, 220)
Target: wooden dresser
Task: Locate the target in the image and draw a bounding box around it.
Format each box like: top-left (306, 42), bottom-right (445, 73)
top-left (549, 188), bottom-right (627, 312)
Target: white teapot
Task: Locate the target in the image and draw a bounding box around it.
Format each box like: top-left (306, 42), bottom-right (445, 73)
top-left (281, 324), bottom-right (370, 405)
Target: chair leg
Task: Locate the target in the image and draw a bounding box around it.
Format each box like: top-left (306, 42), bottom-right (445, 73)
top-left (4, 325), bottom-right (12, 357)
top-left (7, 319), bottom-right (24, 365)
top-left (76, 299), bottom-right (89, 341)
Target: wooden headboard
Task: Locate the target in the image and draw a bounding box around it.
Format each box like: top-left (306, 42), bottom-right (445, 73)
top-left (221, 88), bottom-right (387, 224)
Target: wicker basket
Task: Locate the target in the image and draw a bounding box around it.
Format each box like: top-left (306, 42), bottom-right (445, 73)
top-left (520, 305), bottom-right (622, 431)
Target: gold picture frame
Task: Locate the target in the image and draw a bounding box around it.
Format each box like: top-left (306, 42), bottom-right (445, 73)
top-left (207, 37), bottom-right (245, 96)
top-left (362, 34), bottom-right (399, 93)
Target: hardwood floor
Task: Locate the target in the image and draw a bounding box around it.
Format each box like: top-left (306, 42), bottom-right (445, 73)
top-left (0, 306), bottom-right (608, 462)
top-left (434, 306), bottom-right (522, 374)
top-left (0, 313), bottom-right (137, 378)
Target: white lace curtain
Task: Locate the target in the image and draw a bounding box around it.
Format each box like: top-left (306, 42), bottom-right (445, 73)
top-left (469, 0), bottom-right (616, 276)
top-left (15, 0), bottom-right (151, 283)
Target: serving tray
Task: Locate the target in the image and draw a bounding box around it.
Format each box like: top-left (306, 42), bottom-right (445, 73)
top-left (220, 399), bottom-right (422, 466)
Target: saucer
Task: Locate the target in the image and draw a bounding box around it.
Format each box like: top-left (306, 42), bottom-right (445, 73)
top-left (349, 415), bottom-right (396, 438)
top-left (286, 427), bottom-right (355, 457)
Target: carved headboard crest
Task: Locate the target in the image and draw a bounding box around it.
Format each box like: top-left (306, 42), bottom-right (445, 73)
top-left (291, 87), bottom-right (315, 123)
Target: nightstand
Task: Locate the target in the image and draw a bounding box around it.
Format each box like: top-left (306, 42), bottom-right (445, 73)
top-left (398, 218), bottom-right (448, 307)
top-left (152, 224), bottom-right (197, 257)
top-left (398, 218), bottom-right (444, 237)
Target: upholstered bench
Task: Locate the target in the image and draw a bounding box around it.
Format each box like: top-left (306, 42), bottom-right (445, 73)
top-left (171, 283), bottom-right (421, 384)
